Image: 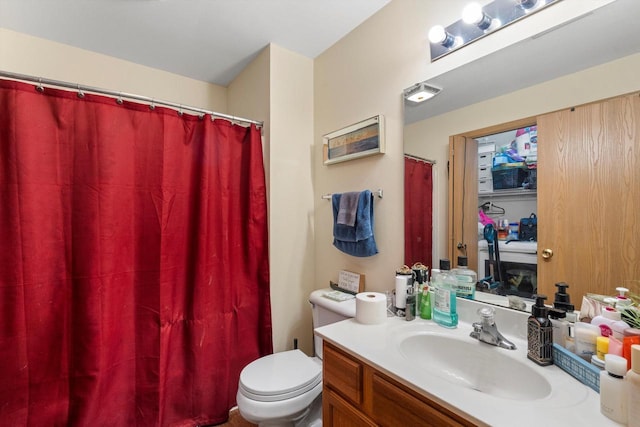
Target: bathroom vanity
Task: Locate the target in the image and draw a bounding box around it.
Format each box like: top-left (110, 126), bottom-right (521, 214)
top-left (315, 297), bottom-right (618, 427)
top-left (323, 341), bottom-right (477, 426)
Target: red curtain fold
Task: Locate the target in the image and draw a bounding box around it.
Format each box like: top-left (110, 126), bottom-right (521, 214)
top-left (0, 79), bottom-right (272, 426)
top-left (404, 157), bottom-right (433, 269)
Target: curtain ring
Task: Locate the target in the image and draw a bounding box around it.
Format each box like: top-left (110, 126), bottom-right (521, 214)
top-left (116, 92), bottom-right (123, 105)
top-left (77, 84), bottom-right (85, 99)
top-left (198, 114), bottom-right (204, 120)
top-left (149, 99), bottom-right (155, 111)
top-left (178, 105), bottom-right (183, 116)
top-left (36, 78), bottom-right (44, 93)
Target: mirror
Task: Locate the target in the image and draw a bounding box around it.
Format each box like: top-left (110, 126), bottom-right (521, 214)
top-left (403, 1), bottom-right (640, 312)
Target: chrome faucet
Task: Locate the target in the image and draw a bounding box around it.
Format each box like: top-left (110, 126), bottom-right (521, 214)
top-left (470, 306), bottom-right (517, 350)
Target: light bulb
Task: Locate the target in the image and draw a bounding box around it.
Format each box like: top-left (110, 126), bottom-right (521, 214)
top-left (462, 3), bottom-right (484, 25)
top-left (428, 25), bottom-right (457, 48)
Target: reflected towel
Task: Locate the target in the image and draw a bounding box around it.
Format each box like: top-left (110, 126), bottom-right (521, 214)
top-left (332, 190), bottom-right (378, 257)
top-left (337, 191), bottom-right (360, 226)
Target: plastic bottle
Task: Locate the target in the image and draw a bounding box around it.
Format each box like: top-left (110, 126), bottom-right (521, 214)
top-left (419, 283), bottom-right (432, 320)
top-left (626, 344), bottom-right (640, 427)
top-left (405, 285), bottom-right (416, 321)
top-left (451, 256), bottom-right (476, 300)
top-left (600, 354), bottom-right (628, 424)
top-left (548, 308), bottom-right (568, 347)
top-left (394, 272), bottom-right (412, 317)
top-left (574, 322), bottom-right (600, 361)
top-left (615, 287), bottom-right (633, 310)
top-left (592, 307), bottom-right (628, 338)
top-left (527, 294), bottom-right (553, 366)
top-left (432, 259), bottom-right (458, 328)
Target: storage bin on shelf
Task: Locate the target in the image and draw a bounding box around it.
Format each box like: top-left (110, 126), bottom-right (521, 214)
top-left (491, 165), bottom-right (528, 190)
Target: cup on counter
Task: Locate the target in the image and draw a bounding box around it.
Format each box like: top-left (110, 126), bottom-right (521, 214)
top-left (497, 218), bottom-right (509, 240)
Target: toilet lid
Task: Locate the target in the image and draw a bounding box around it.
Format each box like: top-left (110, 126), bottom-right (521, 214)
top-left (239, 349), bottom-right (322, 402)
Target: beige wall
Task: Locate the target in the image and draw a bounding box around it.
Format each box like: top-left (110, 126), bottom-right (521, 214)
top-left (267, 45), bottom-right (315, 354)
top-left (312, 0), bottom-right (633, 296)
top-left (0, 28), bottom-right (227, 111)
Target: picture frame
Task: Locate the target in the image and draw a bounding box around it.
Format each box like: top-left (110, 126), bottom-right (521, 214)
top-left (323, 115), bottom-right (385, 165)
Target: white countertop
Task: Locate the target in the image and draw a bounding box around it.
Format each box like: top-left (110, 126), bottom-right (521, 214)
top-left (315, 297), bottom-right (619, 427)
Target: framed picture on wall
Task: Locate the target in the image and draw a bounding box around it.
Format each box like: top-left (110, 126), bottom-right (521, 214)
top-left (323, 115), bottom-right (385, 165)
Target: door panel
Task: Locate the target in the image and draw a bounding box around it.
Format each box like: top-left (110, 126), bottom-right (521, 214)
top-left (537, 93), bottom-right (640, 298)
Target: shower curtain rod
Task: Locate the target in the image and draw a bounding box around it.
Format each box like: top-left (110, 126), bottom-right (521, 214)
top-left (404, 153), bottom-right (436, 164)
top-left (0, 70), bottom-right (263, 127)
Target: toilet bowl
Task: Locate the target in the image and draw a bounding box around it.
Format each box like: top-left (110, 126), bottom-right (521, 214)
top-left (236, 350), bottom-right (323, 427)
top-left (236, 288), bottom-right (356, 427)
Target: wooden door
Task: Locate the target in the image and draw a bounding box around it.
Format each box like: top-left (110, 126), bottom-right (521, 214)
top-left (537, 93), bottom-right (640, 299)
top-left (448, 135), bottom-right (479, 270)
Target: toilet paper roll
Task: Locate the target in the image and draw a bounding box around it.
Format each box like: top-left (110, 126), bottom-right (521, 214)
top-left (355, 292), bottom-right (387, 325)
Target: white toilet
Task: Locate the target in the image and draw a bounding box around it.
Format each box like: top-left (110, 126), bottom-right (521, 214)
top-left (236, 288), bottom-right (356, 427)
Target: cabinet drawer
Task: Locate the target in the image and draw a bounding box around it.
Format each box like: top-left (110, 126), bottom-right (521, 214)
top-left (478, 166), bottom-right (492, 180)
top-left (478, 153), bottom-right (493, 168)
top-left (478, 178), bottom-right (493, 193)
top-left (323, 342), bottom-right (363, 406)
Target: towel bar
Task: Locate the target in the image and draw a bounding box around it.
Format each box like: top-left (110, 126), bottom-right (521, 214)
top-left (321, 188), bottom-right (383, 200)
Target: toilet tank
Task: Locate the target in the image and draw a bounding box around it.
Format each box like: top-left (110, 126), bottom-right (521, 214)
top-left (309, 288), bottom-right (356, 359)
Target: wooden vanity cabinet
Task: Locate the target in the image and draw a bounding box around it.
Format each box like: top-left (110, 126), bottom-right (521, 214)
top-left (322, 341), bottom-right (477, 427)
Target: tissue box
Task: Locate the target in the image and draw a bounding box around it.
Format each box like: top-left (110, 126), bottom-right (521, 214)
top-left (552, 344), bottom-right (600, 393)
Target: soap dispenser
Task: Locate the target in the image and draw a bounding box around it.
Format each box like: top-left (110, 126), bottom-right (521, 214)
top-left (528, 294), bottom-right (553, 366)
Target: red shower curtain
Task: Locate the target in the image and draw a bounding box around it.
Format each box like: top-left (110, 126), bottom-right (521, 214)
top-left (404, 156), bottom-right (433, 268)
top-left (0, 79), bottom-right (272, 426)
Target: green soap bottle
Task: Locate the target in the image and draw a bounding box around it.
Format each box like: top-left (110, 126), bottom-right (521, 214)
top-left (419, 284), bottom-right (432, 320)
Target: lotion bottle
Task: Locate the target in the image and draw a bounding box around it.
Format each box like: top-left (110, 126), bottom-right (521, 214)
top-left (527, 294), bottom-right (553, 366)
top-left (600, 354), bottom-right (628, 424)
top-left (626, 344), bottom-right (640, 427)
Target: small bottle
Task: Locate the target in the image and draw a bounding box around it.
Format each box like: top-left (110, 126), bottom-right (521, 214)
top-left (548, 308), bottom-right (568, 347)
top-left (394, 271), bottom-right (411, 317)
top-left (626, 344), bottom-right (640, 427)
top-left (527, 294), bottom-right (553, 366)
top-left (615, 287), bottom-right (633, 310)
top-left (419, 283), bottom-right (432, 320)
top-left (405, 285), bottom-right (416, 321)
top-left (574, 322), bottom-right (600, 361)
top-left (564, 310), bottom-right (578, 353)
top-left (600, 354), bottom-right (628, 424)
top-left (451, 256), bottom-right (476, 300)
top-left (432, 259), bottom-right (458, 328)
top-left (592, 307), bottom-right (627, 337)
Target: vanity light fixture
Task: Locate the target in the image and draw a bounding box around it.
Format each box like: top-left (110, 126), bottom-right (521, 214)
top-left (428, 0), bottom-right (562, 61)
top-left (462, 3), bottom-right (497, 31)
top-left (403, 82), bottom-right (441, 104)
top-left (517, 0), bottom-right (540, 10)
top-left (428, 25), bottom-right (460, 49)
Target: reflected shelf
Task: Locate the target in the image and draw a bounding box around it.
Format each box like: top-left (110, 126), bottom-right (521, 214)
top-left (479, 189), bottom-right (537, 198)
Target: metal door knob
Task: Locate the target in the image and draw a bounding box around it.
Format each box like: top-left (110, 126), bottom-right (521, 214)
top-left (541, 249), bottom-right (553, 260)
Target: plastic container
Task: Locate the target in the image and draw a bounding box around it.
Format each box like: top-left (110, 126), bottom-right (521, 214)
top-left (600, 354), bottom-right (628, 424)
top-left (574, 322), bottom-right (600, 361)
top-left (626, 344), bottom-right (640, 427)
top-left (419, 285), bottom-right (432, 320)
top-left (432, 259), bottom-right (458, 329)
top-left (451, 256), bottom-right (476, 300)
top-left (591, 307), bottom-right (624, 337)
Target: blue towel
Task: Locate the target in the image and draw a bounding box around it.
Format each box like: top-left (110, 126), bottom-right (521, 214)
top-left (332, 190), bottom-right (378, 257)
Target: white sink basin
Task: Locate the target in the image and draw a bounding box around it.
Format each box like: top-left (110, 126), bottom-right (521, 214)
top-left (398, 332), bottom-right (551, 401)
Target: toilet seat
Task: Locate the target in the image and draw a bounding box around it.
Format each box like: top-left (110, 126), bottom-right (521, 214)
top-left (238, 349), bottom-right (322, 402)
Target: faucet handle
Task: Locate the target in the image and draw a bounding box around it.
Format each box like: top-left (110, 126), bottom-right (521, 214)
top-left (477, 306), bottom-right (495, 319)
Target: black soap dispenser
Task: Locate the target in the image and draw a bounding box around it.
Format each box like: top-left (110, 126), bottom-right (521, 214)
top-left (528, 294), bottom-right (553, 366)
top-left (553, 282), bottom-right (575, 313)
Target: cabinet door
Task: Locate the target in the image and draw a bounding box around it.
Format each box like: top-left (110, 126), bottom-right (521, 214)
top-left (537, 93), bottom-right (640, 298)
top-left (323, 388), bottom-right (377, 427)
